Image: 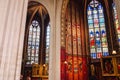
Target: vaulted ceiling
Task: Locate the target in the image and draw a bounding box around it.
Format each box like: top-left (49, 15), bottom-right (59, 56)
top-left (26, 1), bottom-right (50, 28)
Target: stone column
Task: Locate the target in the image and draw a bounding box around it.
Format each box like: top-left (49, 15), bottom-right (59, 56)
top-left (0, 0), bottom-right (28, 80)
top-left (37, 0), bottom-right (58, 80)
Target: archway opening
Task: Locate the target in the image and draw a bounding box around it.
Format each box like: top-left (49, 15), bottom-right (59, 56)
top-left (21, 1), bottom-right (50, 80)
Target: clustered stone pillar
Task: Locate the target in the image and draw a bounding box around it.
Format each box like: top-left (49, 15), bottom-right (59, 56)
top-left (0, 0), bottom-right (28, 80)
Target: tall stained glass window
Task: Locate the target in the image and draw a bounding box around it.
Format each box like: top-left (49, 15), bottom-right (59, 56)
top-left (45, 23), bottom-right (50, 64)
top-left (26, 20), bottom-right (40, 64)
top-left (87, 0), bottom-right (109, 59)
top-left (112, 2), bottom-right (120, 47)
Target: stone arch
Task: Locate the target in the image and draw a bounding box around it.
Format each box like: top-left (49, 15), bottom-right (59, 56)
top-left (21, 1), bottom-right (51, 79)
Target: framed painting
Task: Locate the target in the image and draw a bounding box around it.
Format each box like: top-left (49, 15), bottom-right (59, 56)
top-left (101, 56), bottom-right (116, 76)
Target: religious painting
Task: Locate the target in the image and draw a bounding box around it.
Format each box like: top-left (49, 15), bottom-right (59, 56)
top-left (101, 57), bottom-right (115, 76)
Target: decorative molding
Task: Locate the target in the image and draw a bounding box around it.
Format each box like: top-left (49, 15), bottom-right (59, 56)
top-left (61, 0), bottom-right (69, 47)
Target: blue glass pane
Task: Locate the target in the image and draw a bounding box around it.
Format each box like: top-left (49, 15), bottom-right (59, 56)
top-left (90, 54), bottom-right (93, 58)
top-left (101, 28), bottom-right (106, 36)
top-left (99, 18), bottom-right (104, 23)
top-left (88, 19), bottom-right (93, 23)
top-left (118, 38), bottom-right (120, 43)
top-left (118, 34), bottom-right (120, 46)
top-left (118, 35), bottom-right (120, 42)
top-left (96, 38), bottom-right (101, 47)
top-left (103, 52), bottom-right (108, 56)
top-left (95, 31), bottom-right (100, 37)
top-left (88, 6), bottom-right (92, 10)
top-left (89, 29), bottom-right (94, 37)
top-left (98, 4), bottom-right (102, 9)
top-left (106, 52), bottom-right (109, 56)
top-left (91, 53), bottom-right (97, 59)
top-left (95, 28), bottom-right (100, 37)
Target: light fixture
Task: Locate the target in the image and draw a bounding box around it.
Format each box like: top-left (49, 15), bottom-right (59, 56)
top-left (112, 50), bottom-right (116, 54)
top-left (64, 61), bottom-right (68, 64)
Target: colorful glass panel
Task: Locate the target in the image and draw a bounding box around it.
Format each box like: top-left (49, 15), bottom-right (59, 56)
top-left (112, 2), bottom-right (120, 46)
top-left (26, 20), bottom-right (40, 64)
top-left (45, 24), bottom-right (50, 64)
top-left (87, 0), bottom-right (109, 59)
top-left (96, 38), bottom-right (101, 47)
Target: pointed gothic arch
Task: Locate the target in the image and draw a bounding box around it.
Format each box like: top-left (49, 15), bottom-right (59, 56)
top-left (21, 1), bottom-right (50, 80)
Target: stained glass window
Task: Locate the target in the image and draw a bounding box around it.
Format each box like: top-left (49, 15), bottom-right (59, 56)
top-left (112, 2), bottom-right (120, 47)
top-left (26, 20), bottom-right (40, 64)
top-left (87, 0), bottom-right (109, 59)
top-left (45, 23), bottom-right (50, 64)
